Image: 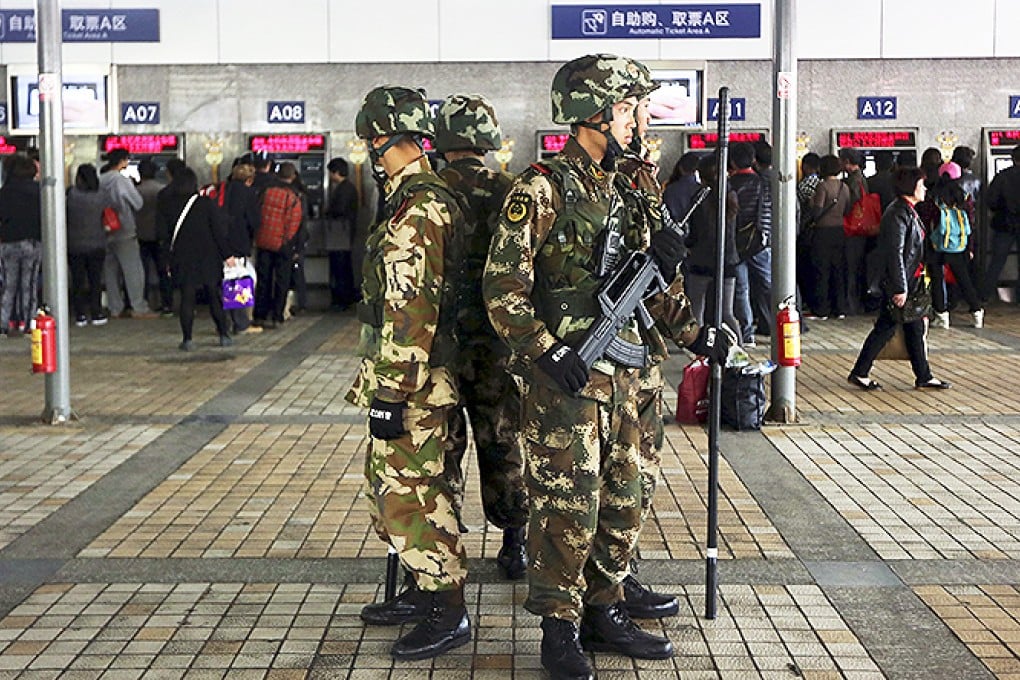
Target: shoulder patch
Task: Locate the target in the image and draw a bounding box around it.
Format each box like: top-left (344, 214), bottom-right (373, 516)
top-left (505, 194), bottom-right (531, 223)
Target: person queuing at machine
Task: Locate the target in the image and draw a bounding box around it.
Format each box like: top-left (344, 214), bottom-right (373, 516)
top-left (65, 164), bottom-right (110, 328)
top-left (981, 144), bottom-right (1020, 304)
top-left (324, 157), bottom-right (360, 310)
top-left (221, 158), bottom-right (263, 335)
top-left (134, 159), bottom-right (174, 317)
top-left (252, 164), bottom-right (303, 329)
top-left (346, 86), bottom-right (472, 662)
top-left (0, 153), bottom-right (43, 338)
top-left (729, 141), bottom-right (773, 346)
top-left (432, 93), bottom-right (529, 581)
top-left (483, 54), bottom-right (731, 680)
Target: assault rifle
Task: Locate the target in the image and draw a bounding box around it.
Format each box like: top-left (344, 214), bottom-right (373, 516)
top-left (575, 185), bottom-right (712, 369)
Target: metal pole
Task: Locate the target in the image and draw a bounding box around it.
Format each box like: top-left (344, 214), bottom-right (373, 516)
top-left (767, 0), bottom-right (798, 423)
top-left (36, 0), bottom-right (73, 423)
top-left (705, 86), bottom-right (731, 620)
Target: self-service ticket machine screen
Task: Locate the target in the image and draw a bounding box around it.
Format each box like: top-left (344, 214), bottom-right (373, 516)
top-left (536, 130), bottom-right (571, 161)
top-left (682, 130), bottom-right (768, 153)
top-left (830, 128), bottom-right (918, 177)
top-left (247, 134), bottom-right (328, 219)
top-left (99, 134), bottom-right (184, 182)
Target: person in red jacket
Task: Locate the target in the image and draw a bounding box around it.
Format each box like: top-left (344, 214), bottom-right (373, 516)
top-left (252, 163), bottom-right (303, 328)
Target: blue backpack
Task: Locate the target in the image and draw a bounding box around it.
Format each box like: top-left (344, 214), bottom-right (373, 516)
top-left (932, 201), bottom-right (970, 253)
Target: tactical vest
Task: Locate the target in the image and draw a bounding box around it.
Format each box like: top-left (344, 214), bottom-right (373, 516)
top-left (530, 159), bottom-right (643, 347)
top-left (357, 171), bottom-right (467, 369)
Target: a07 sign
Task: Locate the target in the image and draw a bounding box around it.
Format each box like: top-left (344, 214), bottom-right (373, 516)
top-left (121, 102), bottom-right (160, 125)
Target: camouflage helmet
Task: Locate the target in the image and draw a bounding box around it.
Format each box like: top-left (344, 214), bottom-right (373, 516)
top-left (434, 94), bottom-right (502, 153)
top-left (355, 85), bottom-right (434, 140)
top-left (627, 57), bottom-right (660, 99)
top-left (551, 53), bottom-right (645, 124)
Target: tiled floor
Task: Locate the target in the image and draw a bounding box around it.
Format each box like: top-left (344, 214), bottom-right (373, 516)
top-left (1, 305), bottom-right (1019, 678)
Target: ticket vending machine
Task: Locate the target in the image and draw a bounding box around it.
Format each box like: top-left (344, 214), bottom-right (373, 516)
top-left (0, 135), bottom-right (33, 184)
top-left (682, 129), bottom-right (769, 154)
top-left (830, 128), bottom-right (918, 176)
top-left (981, 127), bottom-right (1020, 298)
top-left (247, 133), bottom-right (328, 219)
top-left (98, 133), bottom-right (185, 182)
top-left (536, 130), bottom-right (571, 161)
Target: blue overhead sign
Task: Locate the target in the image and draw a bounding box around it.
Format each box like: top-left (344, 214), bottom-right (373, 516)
top-left (1010, 96), bottom-right (1020, 119)
top-left (0, 9), bottom-right (159, 42)
top-left (121, 102), bottom-right (160, 125)
top-left (707, 97), bottom-right (746, 121)
top-left (551, 4), bottom-right (761, 39)
top-left (267, 101), bottom-right (305, 124)
top-left (857, 96), bottom-right (897, 120)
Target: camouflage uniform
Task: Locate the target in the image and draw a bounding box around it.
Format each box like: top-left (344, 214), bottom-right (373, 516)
top-left (483, 54), bottom-right (698, 618)
top-left (439, 155), bottom-right (527, 530)
top-left (345, 88), bottom-right (468, 594)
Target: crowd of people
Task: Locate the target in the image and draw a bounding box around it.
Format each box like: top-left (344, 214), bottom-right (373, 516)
top-left (0, 146), bottom-right (362, 348)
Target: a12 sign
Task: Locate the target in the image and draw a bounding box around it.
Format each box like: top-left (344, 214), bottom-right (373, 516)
top-left (707, 97), bottom-right (746, 122)
top-left (121, 102), bottom-right (160, 125)
top-left (268, 101), bottom-right (305, 124)
top-left (857, 96), bottom-right (897, 120)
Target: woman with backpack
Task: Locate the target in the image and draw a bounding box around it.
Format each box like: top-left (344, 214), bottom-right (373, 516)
top-left (918, 162), bottom-right (984, 329)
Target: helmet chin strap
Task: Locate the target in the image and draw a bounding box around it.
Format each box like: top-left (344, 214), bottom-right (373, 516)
top-left (579, 106), bottom-right (625, 171)
top-left (368, 133), bottom-right (420, 183)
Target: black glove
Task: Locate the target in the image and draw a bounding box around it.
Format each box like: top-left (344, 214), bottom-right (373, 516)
top-left (536, 342), bottom-right (589, 394)
top-left (369, 397), bottom-right (407, 441)
top-left (648, 229), bottom-right (685, 282)
top-left (685, 325), bottom-right (732, 365)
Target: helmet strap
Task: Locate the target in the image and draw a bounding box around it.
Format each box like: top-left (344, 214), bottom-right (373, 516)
top-left (578, 106), bottom-right (625, 171)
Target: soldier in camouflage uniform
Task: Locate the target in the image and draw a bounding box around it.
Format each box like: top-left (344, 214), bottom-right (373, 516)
top-left (344, 85), bottom-right (471, 661)
top-left (614, 60), bottom-right (682, 619)
top-left (483, 55), bottom-right (730, 680)
top-left (435, 94), bottom-right (529, 580)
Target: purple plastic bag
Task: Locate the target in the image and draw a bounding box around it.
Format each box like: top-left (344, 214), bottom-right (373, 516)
top-left (222, 276), bottom-right (254, 310)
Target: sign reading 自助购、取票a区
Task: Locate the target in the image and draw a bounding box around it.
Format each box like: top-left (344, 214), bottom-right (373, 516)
top-left (0, 9), bottom-right (159, 42)
top-left (551, 4), bottom-right (761, 40)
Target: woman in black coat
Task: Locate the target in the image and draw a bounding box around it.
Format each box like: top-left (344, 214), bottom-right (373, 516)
top-left (161, 166), bottom-right (233, 351)
top-left (848, 167), bottom-right (951, 391)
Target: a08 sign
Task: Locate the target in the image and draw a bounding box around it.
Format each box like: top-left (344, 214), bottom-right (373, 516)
top-left (268, 101), bottom-right (305, 124)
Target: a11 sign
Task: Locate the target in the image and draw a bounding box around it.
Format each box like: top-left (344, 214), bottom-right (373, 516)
top-left (707, 97), bottom-right (746, 122)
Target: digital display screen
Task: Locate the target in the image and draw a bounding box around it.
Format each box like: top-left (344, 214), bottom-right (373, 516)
top-left (248, 134), bottom-right (326, 154)
top-left (834, 130), bottom-right (916, 149)
top-left (686, 131), bottom-right (768, 150)
top-left (100, 134), bottom-right (180, 155)
top-left (648, 69), bottom-right (703, 128)
top-left (540, 132), bottom-right (570, 153)
top-left (987, 129), bottom-right (1020, 147)
top-left (0, 136), bottom-right (28, 155)
top-left (994, 156), bottom-right (1013, 174)
top-left (9, 73), bottom-right (110, 133)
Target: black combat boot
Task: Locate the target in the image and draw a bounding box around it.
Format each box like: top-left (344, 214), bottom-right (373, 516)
top-left (390, 588), bottom-right (471, 660)
top-left (360, 572), bottom-right (429, 626)
top-left (496, 527), bottom-right (527, 580)
top-left (622, 574), bottom-right (680, 618)
top-left (579, 602), bottom-right (674, 659)
top-left (540, 617), bottom-right (594, 680)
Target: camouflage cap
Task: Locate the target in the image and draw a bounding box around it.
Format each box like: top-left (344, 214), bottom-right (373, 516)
top-left (434, 94), bottom-right (502, 153)
top-left (551, 53), bottom-right (645, 124)
top-left (355, 85), bottom-right (434, 140)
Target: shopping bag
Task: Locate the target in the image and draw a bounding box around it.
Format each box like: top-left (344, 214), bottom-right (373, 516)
top-left (720, 366), bottom-right (768, 431)
top-left (876, 325), bottom-right (909, 360)
top-left (676, 357), bottom-right (711, 424)
top-left (843, 192), bottom-right (882, 238)
top-left (222, 258), bottom-right (256, 310)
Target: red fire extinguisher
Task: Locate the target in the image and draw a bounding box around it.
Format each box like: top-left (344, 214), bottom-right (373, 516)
top-left (776, 296), bottom-right (801, 368)
top-left (31, 308), bottom-right (57, 374)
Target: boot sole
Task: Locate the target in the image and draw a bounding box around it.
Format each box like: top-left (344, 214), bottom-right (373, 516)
top-left (623, 601), bottom-right (681, 619)
top-left (580, 639), bottom-right (674, 660)
top-left (390, 630), bottom-right (471, 661)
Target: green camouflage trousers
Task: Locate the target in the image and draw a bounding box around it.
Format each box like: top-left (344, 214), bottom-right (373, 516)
top-left (364, 404), bottom-right (468, 591)
top-left (520, 366), bottom-right (643, 622)
top-left (445, 342), bottom-right (528, 530)
top-left (636, 364), bottom-right (665, 524)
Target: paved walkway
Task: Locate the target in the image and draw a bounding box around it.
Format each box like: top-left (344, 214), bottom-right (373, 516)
top-left (1, 304), bottom-right (1019, 679)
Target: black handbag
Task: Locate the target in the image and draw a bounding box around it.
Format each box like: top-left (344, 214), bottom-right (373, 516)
top-left (888, 279), bottom-right (932, 323)
top-left (721, 367), bottom-right (767, 431)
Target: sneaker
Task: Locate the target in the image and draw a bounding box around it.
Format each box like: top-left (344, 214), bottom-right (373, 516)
top-left (972, 309), bottom-right (984, 329)
top-left (744, 339), bottom-right (757, 349)
top-left (75, 316), bottom-right (88, 328)
top-left (159, 308), bottom-right (175, 318)
top-left (241, 326), bottom-right (263, 334)
top-left (835, 314), bottom-right (847, 320)
top-left (91, 315), bottom-right (109, 326)
top-left (933, 311), bottom-right (950, 329)
top-left (219, 335), bottom-right (233, 347)
top-left (804, 314), bottom-right (828, 321)
top-left (178, 340), bottom-right (194, 352)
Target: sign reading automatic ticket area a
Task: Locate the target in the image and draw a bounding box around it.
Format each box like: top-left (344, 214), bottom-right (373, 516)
top-left (551, 4), bottom-right (760, 39)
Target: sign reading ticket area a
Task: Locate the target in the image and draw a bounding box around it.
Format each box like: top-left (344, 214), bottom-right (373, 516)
top-left (551, 4), bottom-right (761, 39)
